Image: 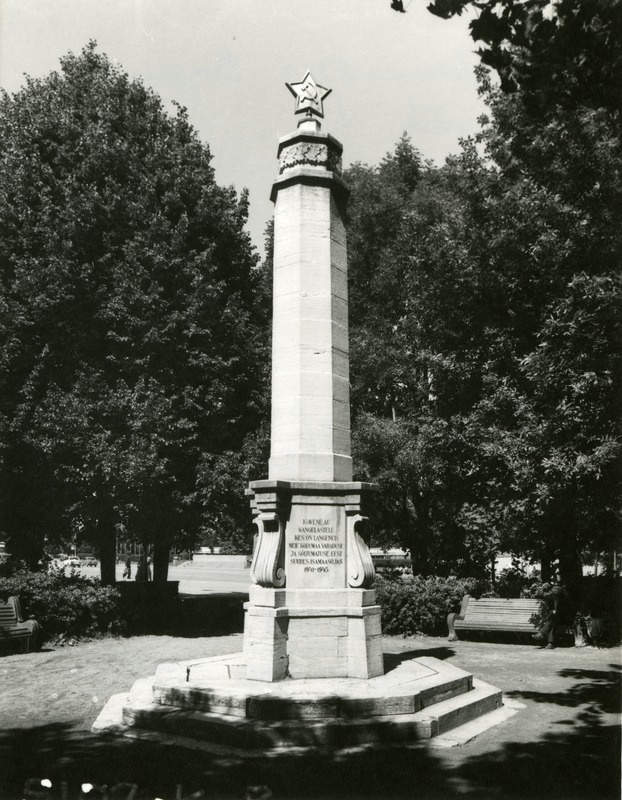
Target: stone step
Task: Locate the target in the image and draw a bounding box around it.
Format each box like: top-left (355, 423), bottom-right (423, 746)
top-left (410, 678), bottom-right (503, 737)
top-left (150, 656), bottom-right (474, 721)
top-left (151, 676), bottom-right (472, 721)
top-left (429, 695), bottom-right (525, 749)
top-left (122, 677), bottom-right (502, 748)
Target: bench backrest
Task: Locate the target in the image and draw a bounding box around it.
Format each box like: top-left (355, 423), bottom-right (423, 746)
top-left (0, 599), bottom-right (19, 628)
top-left (455, 596), bottom-right (542, 631)
top-left (465, 598), bottom-right (541, 619)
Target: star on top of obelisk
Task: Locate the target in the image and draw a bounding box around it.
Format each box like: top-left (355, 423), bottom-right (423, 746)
top-left (286, 71), bottom-right (332, 119)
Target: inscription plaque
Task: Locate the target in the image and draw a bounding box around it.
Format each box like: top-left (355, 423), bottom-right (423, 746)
top-left (286, 505), bottom-right (346, 588)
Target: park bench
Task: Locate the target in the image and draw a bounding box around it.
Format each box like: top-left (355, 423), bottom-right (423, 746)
top-left (0, 596), bottom-right (40, 653)
top-left (447, 595), bottom-right (544, 641)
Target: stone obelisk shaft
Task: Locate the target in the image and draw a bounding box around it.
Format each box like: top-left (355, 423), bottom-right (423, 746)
top-left (268, 128), bottom-right (352, 482)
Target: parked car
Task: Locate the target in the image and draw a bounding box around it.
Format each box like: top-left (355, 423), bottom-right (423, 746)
top-left (62, 556), bottom-right (82, 568)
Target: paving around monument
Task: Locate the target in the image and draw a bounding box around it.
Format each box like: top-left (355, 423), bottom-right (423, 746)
top-left (0, 633), bottom-right (619, 799)
top-left (0, 66), bottom-right (620, 800)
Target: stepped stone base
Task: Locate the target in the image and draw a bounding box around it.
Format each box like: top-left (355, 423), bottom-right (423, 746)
top-left (93, 652), bottom-right (509, 754)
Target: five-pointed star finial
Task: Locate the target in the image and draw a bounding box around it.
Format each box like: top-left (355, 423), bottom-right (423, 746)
top-left (286, 71), bottom-right (332, 119)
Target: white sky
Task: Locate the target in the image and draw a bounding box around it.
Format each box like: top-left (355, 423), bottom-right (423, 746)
top-left (0, 0), bottom-right (483, 254)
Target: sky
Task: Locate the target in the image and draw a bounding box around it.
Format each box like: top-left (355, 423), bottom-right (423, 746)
top-left (0, 0), bottom-right (484, 254)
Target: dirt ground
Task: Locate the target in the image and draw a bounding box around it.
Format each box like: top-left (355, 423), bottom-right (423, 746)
top-left (0, 632), bottom-right (619, 800)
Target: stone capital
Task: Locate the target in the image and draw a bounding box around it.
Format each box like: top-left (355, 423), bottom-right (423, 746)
top-left (276, 130), bottom-right (343, 161)
top-left (270, 129), bottom-right (348, 206)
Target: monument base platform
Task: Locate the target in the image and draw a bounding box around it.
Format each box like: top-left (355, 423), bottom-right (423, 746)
top-left (244, 586), bottom-right (383, 681)
top-left (93, 652), bottom-right (513, 754)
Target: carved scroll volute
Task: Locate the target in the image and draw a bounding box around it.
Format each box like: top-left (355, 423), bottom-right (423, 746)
top-left (347, 513), bottom-right (375, 588)
top-left (250, 512), bottom-right (286, 588)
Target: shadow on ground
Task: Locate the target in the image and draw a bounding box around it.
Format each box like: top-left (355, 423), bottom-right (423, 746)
top-left (1, 661), bottom-right (619, 800)
top-left (0, 722), bottom-right (457, 800)
top-left (452, 662), bottom-right (621, 800)
top-left (383, 646), bottom-right (456, 670)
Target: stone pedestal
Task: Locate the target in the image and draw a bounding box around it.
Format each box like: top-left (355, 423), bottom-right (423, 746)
top-left (245, 480), bottom-right (382, 681)
top-left (244, 587), bottom-right (382, 682)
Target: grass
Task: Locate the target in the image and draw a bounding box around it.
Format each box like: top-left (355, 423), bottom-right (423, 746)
top-left (0, 632), bottom-right (619, 799)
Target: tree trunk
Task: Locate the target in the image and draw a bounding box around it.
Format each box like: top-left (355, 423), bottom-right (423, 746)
top-left (559, 486), bottom-right (583, 597)
top-left (559, 496), bottom-right (583, 598)
top-left (558, 547), bottom-right (582, 593)
top-left (99, 530), bottom-right (117, 586)
top-left (406, 489), bottom-right (432, 575)
top-left (540, 547), bottom-right (553, 583)
top-left (153, 540), bottom-right (170, 583)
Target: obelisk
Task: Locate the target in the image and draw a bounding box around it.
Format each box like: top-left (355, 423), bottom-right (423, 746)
top-left (244, 72), bottom-right (382, 682)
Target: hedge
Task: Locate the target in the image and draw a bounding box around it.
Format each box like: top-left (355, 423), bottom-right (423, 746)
top-left (375, 574), bottom-right (486, 636)
top-left (0, 564), bottom-right (126, 643)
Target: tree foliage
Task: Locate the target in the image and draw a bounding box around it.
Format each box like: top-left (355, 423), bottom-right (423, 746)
top-left (346, 1), bottom-right (621, 583)
top-left (0, 44), bottom-right (269, 577)
top-left (427, 0), bottom-right (622, 120)
top-left (347, 68), bottom-right (621, 581)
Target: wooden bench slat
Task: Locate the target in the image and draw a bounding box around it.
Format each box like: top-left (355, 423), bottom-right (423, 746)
top-left (471, 597), bottom-right (538, 608)
top-left (455, 623), bottom-right (536, 629)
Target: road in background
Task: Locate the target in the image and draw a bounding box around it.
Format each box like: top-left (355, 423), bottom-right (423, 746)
top-left (74, 561), bottom-right (251, 595)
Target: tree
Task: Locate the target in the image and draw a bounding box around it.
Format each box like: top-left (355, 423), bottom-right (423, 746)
top-left (194, 220), bottom-right (273, 555)
top-left (0, 44), bottom-right (269, 580)
top-left (347, 69), bottom-right (621, 579)
top-left (427, 0), bottom-right (622, 120)
top-left (347, 135), bottom-right (505, 574)
top-left (520, 274), bottom-right (622, 583)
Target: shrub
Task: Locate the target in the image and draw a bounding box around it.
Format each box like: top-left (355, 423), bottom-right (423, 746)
top-left (375, 574), bottom-right (486, 636)
top-left (373, 556), bottom-right (411, 571)
top-left (520, 580), bottom-right (554, 600)
top-left (494, 566), bottom-right (540, 598)
top-left (0, 565), bottom-right (126, 642)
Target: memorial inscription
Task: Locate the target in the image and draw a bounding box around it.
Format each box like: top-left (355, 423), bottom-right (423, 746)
top-left (290, 519), bottom-right (344, 572)
top-left (286, 508), bottom-right (346, 587)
